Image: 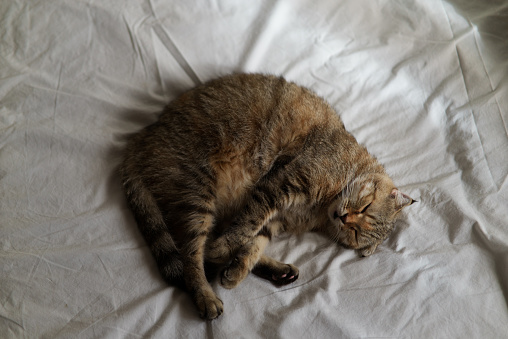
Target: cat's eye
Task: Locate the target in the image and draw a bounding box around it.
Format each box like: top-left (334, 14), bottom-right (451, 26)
top-left (360, 202), bottom-right (372, 214)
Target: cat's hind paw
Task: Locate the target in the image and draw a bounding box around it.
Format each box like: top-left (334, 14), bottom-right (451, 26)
top-left (252, 262), bottom-right (299, 286)
top-left (270, 264), bottom-right (299, 285)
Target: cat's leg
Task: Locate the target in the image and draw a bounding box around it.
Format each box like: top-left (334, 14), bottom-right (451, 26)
top-left (180, 213), bottom-right (224, 320)
top-left (207, 183), bottom-right (287, 262)
top-left (208, 156), bottom-right (306, 262)
top-left (206, 211), bottom-right (272, 263)
top-left (252, 255), bottom-right (299, 285)
top-left (220, 234), bottom-right (270, 289)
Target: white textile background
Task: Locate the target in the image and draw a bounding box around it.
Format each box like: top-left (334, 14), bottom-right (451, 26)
top-left (1, 0), bottom-right (507, 338)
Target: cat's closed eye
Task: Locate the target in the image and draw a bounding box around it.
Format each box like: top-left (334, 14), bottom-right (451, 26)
top-left (360, 202), bottom-right (371, 214)
top-left (334, 202), bottom-right (371, 223)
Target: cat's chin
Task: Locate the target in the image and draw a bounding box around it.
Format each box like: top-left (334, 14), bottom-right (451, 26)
top-left (335, 231), bottom-right (359, 251)
top-left (359, 243), bottom-right (379, 257)
top-left (336, 228), bottom-right (379, 256)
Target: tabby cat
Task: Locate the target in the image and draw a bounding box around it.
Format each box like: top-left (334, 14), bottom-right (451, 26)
top-left (120, 73), bottom-right (414, 320)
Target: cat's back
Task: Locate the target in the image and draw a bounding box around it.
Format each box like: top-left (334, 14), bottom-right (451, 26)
top-left (124, 74), bottom-right (348, 215)
top-left (161, 73), bottom-right (341, 157)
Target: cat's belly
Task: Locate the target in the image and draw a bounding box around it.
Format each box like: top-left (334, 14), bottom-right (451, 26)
top-left (276, 205), bottom-right (325, 234)
top-left (212, 158), bottom-right (255, 217)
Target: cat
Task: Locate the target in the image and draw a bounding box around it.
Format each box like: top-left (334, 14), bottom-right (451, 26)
top-left (120, 73), bottom-right (415, 320)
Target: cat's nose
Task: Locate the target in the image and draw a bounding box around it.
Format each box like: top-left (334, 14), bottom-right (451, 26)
top-left (339, 214), bottom-right (348, 224)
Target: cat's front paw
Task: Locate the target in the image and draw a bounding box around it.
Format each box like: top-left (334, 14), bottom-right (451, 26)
top-left (206, 236), bottom-right (231, 263)
top-left (220, 257), bottom-right (248, 289)
top-left (194, 289), bottom-right (224, 320)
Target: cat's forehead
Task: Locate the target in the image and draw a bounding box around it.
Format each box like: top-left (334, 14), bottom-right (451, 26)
top-left (352, 181), bottom-right (374, 199)
top-left (375, 175), bottom-right (395, 194)
top-left (346, 174), bottom-right (394, 201)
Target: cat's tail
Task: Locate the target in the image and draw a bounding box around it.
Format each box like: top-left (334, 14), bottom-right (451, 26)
top-left (120, 166), bottom-right (184, 287)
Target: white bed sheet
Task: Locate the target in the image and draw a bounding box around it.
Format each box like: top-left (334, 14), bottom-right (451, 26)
top-left (1, 0), bottom-right (507, 337)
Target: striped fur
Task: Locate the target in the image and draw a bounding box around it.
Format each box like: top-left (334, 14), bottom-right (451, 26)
top-left (120, 73), bottom-right (414, 320)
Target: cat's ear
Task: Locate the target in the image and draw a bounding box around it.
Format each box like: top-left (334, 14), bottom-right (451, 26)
top-left (390, 188), bottom-right (416, 211)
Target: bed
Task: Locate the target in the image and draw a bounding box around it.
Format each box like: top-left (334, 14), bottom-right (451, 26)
top-left (1, 0), bottom-right (507, 337)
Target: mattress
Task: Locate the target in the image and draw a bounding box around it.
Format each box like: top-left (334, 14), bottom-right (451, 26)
top-left (1, 0), bottom-right (507, 337)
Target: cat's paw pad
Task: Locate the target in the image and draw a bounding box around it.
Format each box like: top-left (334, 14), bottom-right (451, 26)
top-left (220, 257), bottom-right (248, 289)
top-left (195, 289), bottom-right (224, 320)
top-left (271, 264), bottom-right (299, 285)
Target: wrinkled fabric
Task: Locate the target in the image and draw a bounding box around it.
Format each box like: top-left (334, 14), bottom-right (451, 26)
top-left (1, 0), bottom-right (507, 337)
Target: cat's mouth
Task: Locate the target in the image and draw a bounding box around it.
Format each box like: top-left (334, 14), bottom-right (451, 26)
top-left (346, 228), bottom-right (359, 248)
top-left (331, 208), bottom-right (363, 249)
top-left (336, 223), bottom-right (361, 249)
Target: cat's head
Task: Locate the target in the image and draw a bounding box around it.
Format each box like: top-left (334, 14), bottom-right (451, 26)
top-left (327, 173), bottom-right (415, 257)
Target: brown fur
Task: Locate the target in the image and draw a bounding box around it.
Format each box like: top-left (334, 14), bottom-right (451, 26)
top-left (120, 73), bottom-right (414, 320)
